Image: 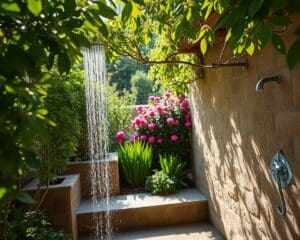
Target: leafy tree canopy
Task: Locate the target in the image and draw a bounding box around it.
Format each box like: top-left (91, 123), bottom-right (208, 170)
top-left (107, 56), bottom-right (149, 93)
top-left (100, 0), bottom-right (300, 93)
top-left (130, 70), bottom-right (158, 104)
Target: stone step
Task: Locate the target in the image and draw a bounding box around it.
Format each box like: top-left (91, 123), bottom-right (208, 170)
top-left (77, 188), bottom-right (208, 235)
top-left (80, 222), bottom-right (224, 240)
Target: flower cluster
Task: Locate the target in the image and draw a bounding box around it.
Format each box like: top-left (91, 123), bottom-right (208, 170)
top-left (116, 92), bottom-right (192, 162)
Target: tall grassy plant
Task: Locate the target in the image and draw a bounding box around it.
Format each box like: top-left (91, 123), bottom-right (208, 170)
top-left (159, 154), bottom-right (187, 189)
top-left (118, 141), bottom-right (152, 187)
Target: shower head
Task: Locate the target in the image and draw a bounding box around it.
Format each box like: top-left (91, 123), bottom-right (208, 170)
top-left (256, 75), bottom-right (281, 91)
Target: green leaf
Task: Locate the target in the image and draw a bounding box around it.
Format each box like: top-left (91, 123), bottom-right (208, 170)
top-left (287, 39), bottom-right (300, 68)
top-left (71, 33), bottom-right (91, 48)
top-left (98, 18), bottom-right (108, 38)
top-left (270, 0), bottom-right (285, 12)
top-left (64, 0), bottom-right (76, 14)
top-left (248, 0), bottom-right (263, 18)
top-left (37, 109), bottom-right (48, 115)
top-left (132, 0), bottom-right (145, 5)
top-left (272, 33), bottom-right (286, 54)
top-left (246, 42), bottom-right (255, 55)
top-left (4, 85), bottom-right (15, 93)
top-left (200, 38), bottom-right (207, 55)
top-left (204, 4), bottom-right (213, 20)
top-left (17, 192), bottom-right (36, 204)
top-left (271, 15), bottom-right (292, 26)
top-left (1, 3), bottom-right (21, 12)
top-left (122, 2), bottom-right (133, 23)
top-left (256, 24), bottom-right (272, 50)
top-left (25, 152), bottom-right (41, 168)
top-left (57, 53), bottom-right (71, 74)
top-left (225, 30), bottom-right (232, 42)
top-left (27, 0), bottom-right (42, 16)
top-left (97, 1), bottom-right (117, 19)
top-left (174, 20), bottom-right (183, 41)
top-left (0, 188), bottom-right (7, 199)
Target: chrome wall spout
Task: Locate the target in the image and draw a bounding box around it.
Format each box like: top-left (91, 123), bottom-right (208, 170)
top-left (256, 75), bottom-right (281, 91)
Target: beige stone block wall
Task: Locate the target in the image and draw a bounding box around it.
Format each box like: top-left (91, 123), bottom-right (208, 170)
top-left (65, 153), bottom-right (120, 198)
top-left (190, 17), bottom-right (300, 239)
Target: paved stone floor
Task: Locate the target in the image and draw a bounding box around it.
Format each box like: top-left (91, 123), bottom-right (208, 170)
top-left (81, 223), bottom-right (225, 240)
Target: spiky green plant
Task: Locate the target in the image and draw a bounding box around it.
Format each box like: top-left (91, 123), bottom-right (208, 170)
top-left (117, 141), bottom-right (152, 187)
top-left (159, 154), bottom-right (187, 189)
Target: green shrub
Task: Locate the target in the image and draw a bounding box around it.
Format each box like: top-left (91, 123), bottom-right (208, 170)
top-left (145, 171), bottom-right (177, 195)
top-left (117, 141), bottom-right (152, 187)
top-left (37, 68), bottom-right (86, 180)
top-left (8, 210), bottom-right (70, 240)
top-left (107, 83), bottom-right (136, 151)
top-left (130, 70), bottom-right (158, 104)
top-left (24, 211), bottom-right (70, 240)
top-left (124, 92), bottom-right (192, 167)
top-left (159, 154), bottom-right (187, 189)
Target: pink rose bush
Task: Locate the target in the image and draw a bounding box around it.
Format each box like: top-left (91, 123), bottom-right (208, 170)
top-left (116, 93), bottom-right (192, 163)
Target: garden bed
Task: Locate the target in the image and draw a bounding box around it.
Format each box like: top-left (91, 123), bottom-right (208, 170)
top-left (22, 174), bottom-right (81, 240)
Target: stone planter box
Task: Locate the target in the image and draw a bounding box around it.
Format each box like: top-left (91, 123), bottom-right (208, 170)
top-left (23, 174), bottom-right (81, 240)
top-left (64, 152), bottom-right (120, 198)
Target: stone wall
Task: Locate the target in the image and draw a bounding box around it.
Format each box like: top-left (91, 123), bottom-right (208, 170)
top-left (190, 18), bottom-right (300, 239)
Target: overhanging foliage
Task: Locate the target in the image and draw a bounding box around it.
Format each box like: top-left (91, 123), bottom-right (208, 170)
top-left (99, 0), bottom-right (300, 93)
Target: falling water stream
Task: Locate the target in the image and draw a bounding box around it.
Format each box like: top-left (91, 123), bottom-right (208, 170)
top-left (83, 45), bottom-right (112, 240)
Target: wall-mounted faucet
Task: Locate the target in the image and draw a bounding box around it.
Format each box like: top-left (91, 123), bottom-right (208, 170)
top-left (256, 75), bottom-right (281, 91)
top-left (270, 150), bottom-right (293, 215)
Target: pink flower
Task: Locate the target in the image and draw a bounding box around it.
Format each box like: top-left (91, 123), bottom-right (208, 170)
top-left (164, 92), bottom-right (171, 98)
top-left (115, 131), bottom-right (126, 144)
top-left (167, 106), bottom-right (174, 112)
top-left (149, 110), bottom-right (155, 117)
top-left (148, 96), bottom-right (155, 102)
top-left (154, 97), bottom-right (160, 102)
top-left (130, 132), bottom-right (139, 141)
top-left (136, 105), bottom-right (144, 113)
top-left (185, 121), bottom-right (192, 127)
top-left (157, 138), bottom-right (163, 144)
top-left (160, 111), bottom-right (167, 116)
top-left (148, 136), bottom-right (156, 144)
top-left (180, 100), bottom-right (189, 109)
top-left (185, 114), bottom-right (191, 120)
top-left (140, 119), bottom-right (148, 126)
top-left (140, 135), bottom-right (147, 141)
top-left (170, 134), bottom-right (178, 141)
top-left (178, 95), bottom-right (185, 102)
top-left (148, 123), bottom-right (156, 131)
top-left (168, 98), bottom-right (175, 104)
top-left (174, 120), bottom-right (180, 126)
top-left (133, 117), bottom-right (141, 126)
top-left (156, 105), bottom-right (163, 112)
top-left (166, 118), bottom-right (174, 124)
